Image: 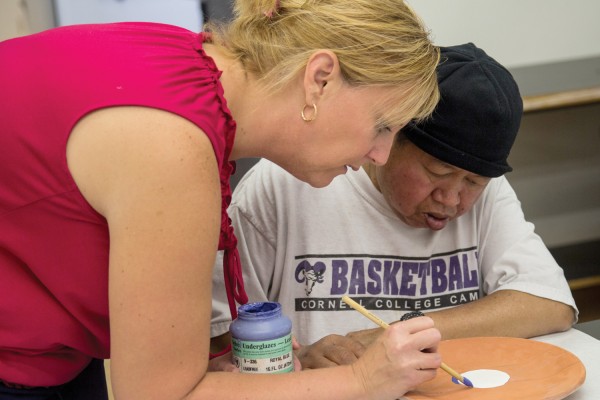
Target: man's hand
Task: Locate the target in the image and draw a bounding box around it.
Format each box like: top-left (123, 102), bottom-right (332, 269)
top-left (207, 352), bottom-right (238, 372)
top-left (346, 327), bottom-right (383, 348)
top-left (295, 327), bottom-right (383, 369)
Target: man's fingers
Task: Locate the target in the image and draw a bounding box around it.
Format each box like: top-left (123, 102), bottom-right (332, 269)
top-left (297, 334), bottom-right (367, 368)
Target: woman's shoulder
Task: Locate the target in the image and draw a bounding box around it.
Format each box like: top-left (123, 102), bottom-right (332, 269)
top-left (68, 106), bottom-right (217, 214)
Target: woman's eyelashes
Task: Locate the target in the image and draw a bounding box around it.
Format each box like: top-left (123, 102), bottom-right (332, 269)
top-left (375, 123), bottom-right (393, 135)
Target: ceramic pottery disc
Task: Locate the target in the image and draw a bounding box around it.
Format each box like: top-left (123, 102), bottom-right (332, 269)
top-left (405, 337), bottom-right (586, 400)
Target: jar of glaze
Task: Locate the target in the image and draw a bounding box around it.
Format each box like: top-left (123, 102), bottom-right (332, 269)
top-left (230, 302), bottom-right (293, 373)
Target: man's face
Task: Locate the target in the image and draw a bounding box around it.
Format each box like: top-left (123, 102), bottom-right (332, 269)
top-left (369, 139), bottom-right (491, 230)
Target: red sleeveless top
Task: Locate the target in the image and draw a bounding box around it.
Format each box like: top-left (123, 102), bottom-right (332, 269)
top-left (0, 22), bottom-right (247, 386)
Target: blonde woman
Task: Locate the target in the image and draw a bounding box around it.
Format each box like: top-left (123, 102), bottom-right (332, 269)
top-left (0, 1), bottom-right (440, 399)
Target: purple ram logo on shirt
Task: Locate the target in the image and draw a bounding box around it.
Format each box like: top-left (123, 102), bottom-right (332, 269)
top-left (295, 260), bottom-right (326, 296)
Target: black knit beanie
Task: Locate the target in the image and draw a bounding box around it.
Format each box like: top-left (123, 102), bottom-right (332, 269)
top-left (404, 43), bottom-right (523, 177)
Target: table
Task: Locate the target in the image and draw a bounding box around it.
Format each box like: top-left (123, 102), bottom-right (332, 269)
top-left (530, 328), bottom-right (598, 399)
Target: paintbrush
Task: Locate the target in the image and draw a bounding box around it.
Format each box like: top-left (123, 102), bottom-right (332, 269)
top-left (341, 295), bottom-right (473, 388)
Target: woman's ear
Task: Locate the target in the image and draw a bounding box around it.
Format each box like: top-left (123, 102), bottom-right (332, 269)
top-left (303, 50), bottom-right (341, 103)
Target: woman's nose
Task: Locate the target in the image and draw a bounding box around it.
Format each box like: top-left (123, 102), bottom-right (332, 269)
top-left (367, 133), bottom-right (395, 166)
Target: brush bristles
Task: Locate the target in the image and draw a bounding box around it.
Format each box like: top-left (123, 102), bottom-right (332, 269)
top-left (463, 377), bottom-right (474, 387)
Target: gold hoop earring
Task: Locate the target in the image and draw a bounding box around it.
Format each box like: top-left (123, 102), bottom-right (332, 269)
top-left (301, 103), bottom-right (317, 122)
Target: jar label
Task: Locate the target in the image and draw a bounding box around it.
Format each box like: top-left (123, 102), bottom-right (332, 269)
top-left (232, 334), bottom-right (294, 373)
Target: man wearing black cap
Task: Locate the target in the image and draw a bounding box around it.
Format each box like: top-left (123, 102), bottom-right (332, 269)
top-left (210, 44), bottom-right (577, 367)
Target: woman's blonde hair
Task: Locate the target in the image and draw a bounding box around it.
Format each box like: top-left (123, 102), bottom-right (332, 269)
top-left (206, 0), bottom-right (440, 126)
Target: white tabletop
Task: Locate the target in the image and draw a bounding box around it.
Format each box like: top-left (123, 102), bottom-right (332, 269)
top-left (534, 328), bottom-right (600, 399)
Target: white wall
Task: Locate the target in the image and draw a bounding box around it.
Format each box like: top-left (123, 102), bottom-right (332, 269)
top-left (407, 0), bottom-right (600, 68)
top-left (54, 0), bottom-right (202, 32)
